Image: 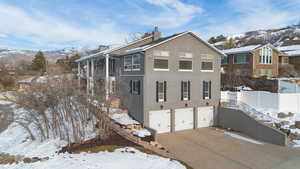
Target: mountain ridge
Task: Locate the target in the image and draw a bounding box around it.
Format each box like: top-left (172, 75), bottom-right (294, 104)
top-left (209, 23), bottom-right (300, 49)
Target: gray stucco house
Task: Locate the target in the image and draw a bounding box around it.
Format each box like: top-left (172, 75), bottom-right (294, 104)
top-left (76, 28), bottom-right (224, 133)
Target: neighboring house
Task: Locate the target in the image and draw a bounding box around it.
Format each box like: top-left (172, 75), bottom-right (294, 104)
top-left (221, 44), bottom-right (280, 78)
top-left (277, 44), bottom-right (300, 72)
top-left (76, 28), bottom-right (224, 133)
top-left (18, 77), bottom-right (36, 90)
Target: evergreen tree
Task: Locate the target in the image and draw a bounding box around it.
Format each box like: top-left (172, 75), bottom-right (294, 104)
top-left (31, 51), bottom-right (47, 72)
top-left (56, 54), bottom-right (81, 72)
top-left (69, 53), bottom-right (81, 69)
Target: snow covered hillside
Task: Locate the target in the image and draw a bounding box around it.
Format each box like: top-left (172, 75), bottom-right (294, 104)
top-left (0, 122), bottom-right (185, 169)
top-left (209, 23), bottom-right (300, 48)
top-left (0, 100), bottom-right (187, 169)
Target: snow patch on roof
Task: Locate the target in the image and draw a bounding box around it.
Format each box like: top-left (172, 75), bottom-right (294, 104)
top-left (213, 41), bottom-right (227, 46)
top-left (278, 44), bottom-right (300, 52)
top-left (18, 77), bottom-right (35, 83)
top-left (222, 45), bottom-right (260, 54)
top-left (285, 50), bottom-right (300, 56)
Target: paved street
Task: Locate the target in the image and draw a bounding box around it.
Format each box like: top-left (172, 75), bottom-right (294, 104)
top-left (157, 128), bottom-right (300, 169)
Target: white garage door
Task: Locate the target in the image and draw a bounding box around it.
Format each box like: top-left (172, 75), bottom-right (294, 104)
top-left (175, 108), bottom-right (194, 131)
top-left (198, 106), bottom-right (214, 128)
top-left (149, 109), bottom-right (171, 133)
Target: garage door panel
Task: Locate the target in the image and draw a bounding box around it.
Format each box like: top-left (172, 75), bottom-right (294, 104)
top-left (175, 108), bottom-right (194, 131)
top-left (149, 110), bottom-right (171, 133)
top-left (198, 106), bottom-right (214, 128)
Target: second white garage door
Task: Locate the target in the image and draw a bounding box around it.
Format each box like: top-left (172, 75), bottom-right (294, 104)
top-left (175, 108), bottom-right (194, 131)
top-left (198, 106), bottom-right (214, 128)
top-left (149, 109), bottom-right (171, 133)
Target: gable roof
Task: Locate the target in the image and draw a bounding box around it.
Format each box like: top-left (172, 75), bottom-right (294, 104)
top-left (76, 35), bottom-right (153, 62)
top-left (121, 31), bottom-right (226, 56)
top-left (222, 43), bottom-right (281, 55)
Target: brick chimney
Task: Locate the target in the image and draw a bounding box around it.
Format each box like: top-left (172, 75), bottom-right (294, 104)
top-left (152, 26), bottom-right (161, 41)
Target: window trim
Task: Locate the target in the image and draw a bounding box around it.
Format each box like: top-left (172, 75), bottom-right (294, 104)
top-left (181, 81), bottom-right (190, 101)
top-left (124, 55), bottom-right (132, 72)
top-left (233, 53), bottom-right (249, 64)
top-left (153, 58), bottom-right (169, 71)
top-left (156, 81), bottom-right (167, 102)
top-left (124, 54), bottom-right (141, 72)
top-left (203, 81), bottom-right (211, 100)
top-left (259, 47), bottom-right (273, 65)
top-left (178, 60), bottom-right (193, 72)
top-left (201, 61), bottom-right (214, 72)
top-left (132, 54), bottom-right (141, 71)
top-left (130, 80), bottom-right (141, 95)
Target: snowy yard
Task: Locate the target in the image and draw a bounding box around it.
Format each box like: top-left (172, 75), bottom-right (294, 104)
top-left (0, 122), bottom-right (185, 169)
top-left (0, 101), bottom-right (185, 169)
top-left (2, 147), bottom-right (185, 169)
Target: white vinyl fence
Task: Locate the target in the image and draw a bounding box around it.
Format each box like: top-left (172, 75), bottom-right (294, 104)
top-left (221, 91), bottom-right (300, 113)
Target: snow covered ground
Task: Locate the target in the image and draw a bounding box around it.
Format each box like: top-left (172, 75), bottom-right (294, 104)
top-left (223, 131), bottom-right (263, 145)
top-left (109, 113), bottom-right (151, 138)
top-left (0, 122), bottom-right (67, 158)
top-left (0, 100), bottom-right (13, 105)
top-left (0, 123), bottom-right (185, 169)
top-left (0, 101), bottom-right (185, 169)
top-left (2, 147), bottom-right (186, 169)
top-left (110, 113), bottom-right (140, 126)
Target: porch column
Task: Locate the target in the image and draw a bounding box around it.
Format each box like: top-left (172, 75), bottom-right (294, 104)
top-left (86, 60), bottom-right (90, 94)
top-left (78, 62), bottom-right (81, 88)
top-left (105, 54), bottom-right (110, 100)
top-left (91, 59), bottom-right (95, 96)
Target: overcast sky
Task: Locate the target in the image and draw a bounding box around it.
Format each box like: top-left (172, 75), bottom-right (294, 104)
top-left (0, 0), bottom-right (300, 50)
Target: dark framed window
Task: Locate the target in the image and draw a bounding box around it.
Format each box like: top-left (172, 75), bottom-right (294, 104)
top-left (132, 54), bottom-right (141, 70)
top-left (201, 62), bottom-right (213, 71)
top-left (156, 81), bottom-right (167, 102)
top-left (203, 81), bottom-right (211, 100)
top-left (124, 56), bottom-right (132, 71)
top-left (181, 81), bottom-right (191, 101)
top-left (130, 80), bottom-right (141, 95)
top-left (221, 56), bottom-right (228, 64)
top-left (179, 60), bottom-right (192, 70)
top-left (154, 59), bottom-right (168, 70)
top-left (124, 54), bottom-right (141, 71)
top-left (234, 53), bottom-right (249, 64)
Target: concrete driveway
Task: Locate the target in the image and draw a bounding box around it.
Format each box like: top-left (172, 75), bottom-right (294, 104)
top-left (157, 128), bottom-right (300, 169)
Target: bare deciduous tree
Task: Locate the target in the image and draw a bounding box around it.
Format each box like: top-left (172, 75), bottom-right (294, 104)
top-left (14, 75), bottom-right (112, 143)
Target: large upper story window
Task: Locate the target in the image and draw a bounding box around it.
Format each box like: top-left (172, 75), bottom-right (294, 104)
top-left (132, 54), bottom-right (141, 70)
top-left (179, 60), bottom-right (192, 71)
top-left (234, 53), bottom-right (249, 64)
top-left (154, 59), bottom-right (169, 71)
top-left (259, 46), bottom-right (272, 64)
top-left (124, 54), bottom-right (141, 71)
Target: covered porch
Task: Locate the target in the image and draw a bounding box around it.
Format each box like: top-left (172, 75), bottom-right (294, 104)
top-left (77, 53), bottom-right (119, 100)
